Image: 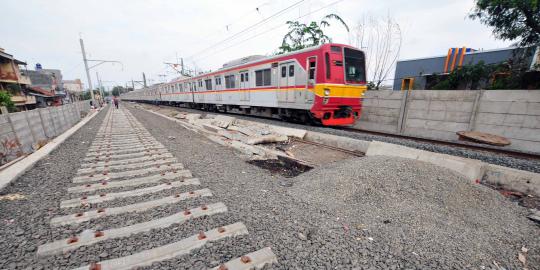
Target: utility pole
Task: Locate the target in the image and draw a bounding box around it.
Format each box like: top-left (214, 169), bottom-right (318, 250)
top-left (96, 72), bottom-right (105, 101)
top-left (142, 72), bottom-right (147, 87)
top-left (80, 38), bottom-right (94, 101)
top-left (79, 37), bottom-right (122, 101)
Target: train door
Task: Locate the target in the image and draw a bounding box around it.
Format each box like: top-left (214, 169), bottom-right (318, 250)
top-left (306, 57), bottom-right (317, 102)
top-left (239, 71), bottom-right (249, 101)
top-left (286, 64), bottom-right (295, 102)
top-left (278, 62), bottom-right (292, 102)
top-left (215, 76), bottom-right (222, 102)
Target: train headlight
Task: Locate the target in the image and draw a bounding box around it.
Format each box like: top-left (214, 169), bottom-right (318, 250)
top-left (324, 88), bottom-right (330, 96)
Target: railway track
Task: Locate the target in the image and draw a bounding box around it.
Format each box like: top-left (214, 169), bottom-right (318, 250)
top-left (135, 102), bottom-right (540, 172)
top-left (37, 107), bottom-right (277, 269)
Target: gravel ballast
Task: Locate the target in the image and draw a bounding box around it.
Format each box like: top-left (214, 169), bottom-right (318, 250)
top-left (1, 104), bottom-right (538, 270)
top-left (290, 156), bottom-right (540, 269)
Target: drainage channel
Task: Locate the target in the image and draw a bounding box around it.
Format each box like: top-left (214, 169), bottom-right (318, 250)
top-left (40, 106), bottom-right (277, 269)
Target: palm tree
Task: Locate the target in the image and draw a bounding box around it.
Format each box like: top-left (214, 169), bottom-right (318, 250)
top-left (279, 14), bottom-right (349, 53)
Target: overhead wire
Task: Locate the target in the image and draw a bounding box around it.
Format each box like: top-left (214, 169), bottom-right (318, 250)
top-left (193, 0), bottom-right (346, 63)
top-left (186, 0), bottom-right (306, 60)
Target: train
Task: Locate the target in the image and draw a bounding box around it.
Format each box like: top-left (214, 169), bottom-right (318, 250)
top-left (122, 43), bottom-right (367, 126)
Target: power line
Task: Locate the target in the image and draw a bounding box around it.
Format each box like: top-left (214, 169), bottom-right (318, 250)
top-left (194, 0), bottom-right (346, 63)
top-left (187, 0), bottom-right (306, 60)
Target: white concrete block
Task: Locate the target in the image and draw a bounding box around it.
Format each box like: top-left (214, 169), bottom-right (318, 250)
top-left (366, 141), bottom-right (485, 181)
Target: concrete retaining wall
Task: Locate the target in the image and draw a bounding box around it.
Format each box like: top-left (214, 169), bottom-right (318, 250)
top-left (0, 101), bottom-right (92, 165)
top-left (355, 90), bottom-right (540, 154)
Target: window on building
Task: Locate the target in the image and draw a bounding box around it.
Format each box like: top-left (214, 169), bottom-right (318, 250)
top-left (205, 79), bottom-right (212, 90)
top-left (401, 78), bottom-right (415, 91)
top-left (255, 68), bottom-right (271, 86)
top-left (225, 75), bottom-right (236, 89)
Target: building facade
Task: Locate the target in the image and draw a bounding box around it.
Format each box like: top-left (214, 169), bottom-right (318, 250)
top-left (393, 46), bottom-right (540, 90)
top-left (0, 48), bottom-right (35, 111)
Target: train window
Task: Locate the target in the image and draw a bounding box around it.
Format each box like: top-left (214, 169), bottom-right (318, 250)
top-left (281, 66), bottom-right (286, 78)
top-left (255, 69), bottom-right (271, 86)
top-left (344, 48), bottom-right (366, 83)
top-left (309, 61), bottom-right (316, 80)
top-left (205, 79), bottom-right (212, 90)
top-left (240, 73), bottom-right (244, 82)
top-left (225, 75), bottom-right (236, 89)
top-left (325, 52), bottom-right (331, 79)
top-left (245, 73), bottom-right (249, 81)
top-left (289, 65), bottom-right (294, 77)
top-left (331, 46), bottom-right (341, 53)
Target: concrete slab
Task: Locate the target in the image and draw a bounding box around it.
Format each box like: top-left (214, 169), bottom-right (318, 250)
top-left (483, 164), bottom-right (540, 197)
top-left (60, 180), bottom-right (193, 208)
top-left (80, 153), bottom-right (175, 168)
top-left (72, 163), bottom-right (185, 183)
top-left (51, 188), bottom-right (213, 226)
top-left (71, 222), bottom-right (248, 270)
top-left (366, 141), bottom-right (485, 181)
top-left (303, 131), bottom-right (370, 153)
top-left (67, 173), bottom-right (196, 194)
top-left (39, 203), bottom-right (226, 256)
top-left (211, 247), bottom-right (278, 270)
top-left (76, 158), bottom-right (178, 176)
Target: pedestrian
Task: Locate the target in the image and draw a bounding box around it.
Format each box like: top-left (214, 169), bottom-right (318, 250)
top-left (113, 96), bottom-right (119, 109)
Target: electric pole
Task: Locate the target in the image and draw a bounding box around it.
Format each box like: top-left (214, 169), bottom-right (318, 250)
top-left (80, 38), bottom-right (94, 101)
top-left (79, 37), bottom-right (122, 101)
top-left (142, 72), bottom-right (147, 87)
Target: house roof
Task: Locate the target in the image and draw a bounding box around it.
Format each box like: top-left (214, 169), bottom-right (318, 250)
top-left (27, 86), bottom-right (54, 97)
top-left (0, 50), bottom-right (27, 65)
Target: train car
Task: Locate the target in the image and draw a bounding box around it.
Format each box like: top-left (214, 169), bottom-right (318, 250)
top-left (123, 43), bottom-right (367, 126)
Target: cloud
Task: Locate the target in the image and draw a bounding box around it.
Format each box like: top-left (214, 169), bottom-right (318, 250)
top-left (0, 0), bottom-right (510, 88)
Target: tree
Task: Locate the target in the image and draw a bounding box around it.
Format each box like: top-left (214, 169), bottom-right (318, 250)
top-left (0, 91), bottom-right (16, 112)
top-left (350, 14), bottom-right (402, 90)
top-left (111, 86), bottom-right (126, 97)
top-left (470, 0), bottom-right (540, 46)
top-left (279, 14), bottom-right (349, 53)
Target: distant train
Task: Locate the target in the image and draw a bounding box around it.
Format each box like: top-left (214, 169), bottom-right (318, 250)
top-left (122, 43), bottom-right (367, 126)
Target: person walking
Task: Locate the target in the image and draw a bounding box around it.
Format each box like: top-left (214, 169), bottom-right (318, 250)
top-left (113, 96), bottom-right (119, 109)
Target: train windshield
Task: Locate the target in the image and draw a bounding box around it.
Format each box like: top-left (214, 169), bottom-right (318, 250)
top-left (344, 48), bottom-right (366, 84)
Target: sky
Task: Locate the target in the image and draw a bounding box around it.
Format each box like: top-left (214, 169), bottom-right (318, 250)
top-left (1, 0), bottom-right (511, 90)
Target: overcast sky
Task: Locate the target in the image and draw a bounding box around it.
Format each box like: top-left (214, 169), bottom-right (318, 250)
top-left (1, 0), bottom-right (511, 89)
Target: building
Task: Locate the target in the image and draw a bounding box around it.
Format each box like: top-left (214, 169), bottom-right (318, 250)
top-left (23, 64), bottom-right (67, 106)
top-left (393, 46), bottom-right (540, 90)
top-left (0, 48), bottom-right (35, 111)
top-left (63, 79), bottom-right (84, 102)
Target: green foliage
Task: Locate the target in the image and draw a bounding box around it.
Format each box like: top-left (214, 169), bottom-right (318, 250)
top-left (279, 14), bottom-right (349, 54)
top-left (0, 91), bottom-right (16, 112)
top-left (470, 0), bottom-right (540, 46)
top-left (432, 61), bottom-right (492, 90)
top-left (430, 59), bottom-right (539, 90)
top-left (111, 86), bottom-right (126, 97)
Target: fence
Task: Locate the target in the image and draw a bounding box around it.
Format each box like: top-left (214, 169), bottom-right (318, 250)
top-left (355, 90), bottom-right (540, 154)
top-left (0, 101), bottom-right (93, 165)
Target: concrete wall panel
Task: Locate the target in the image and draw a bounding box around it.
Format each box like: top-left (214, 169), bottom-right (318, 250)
top-left (354, 90), bottom-right (540, 154)
top-left (39, 109), bottom-right (55, 138)
top-left (25, 110), bottom-right (47, 143)
top-left (8, 112), bottom-right (34, 153)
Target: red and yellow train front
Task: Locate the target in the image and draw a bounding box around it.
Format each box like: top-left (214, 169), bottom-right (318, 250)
top-left (310, 44), bottom-right (367, 126)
